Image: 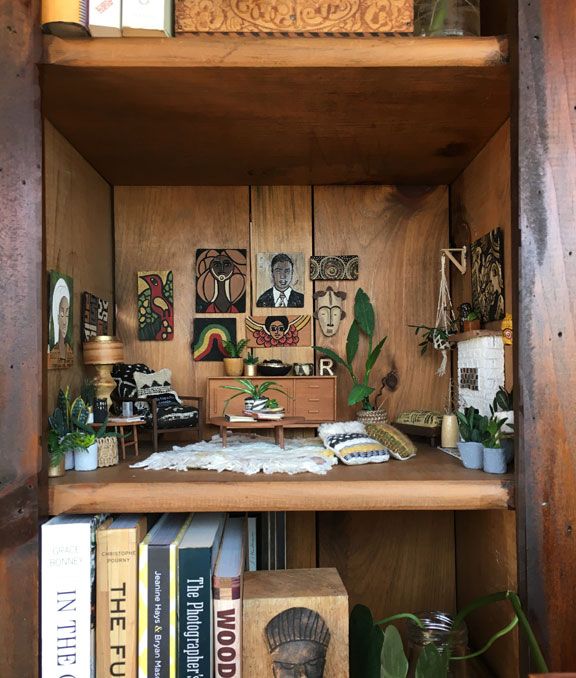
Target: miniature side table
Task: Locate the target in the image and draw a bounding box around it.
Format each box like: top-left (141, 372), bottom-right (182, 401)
top-left (91, 417), bottom-right (146, 459)
top-left (212, 416), bottom-right (308, 450)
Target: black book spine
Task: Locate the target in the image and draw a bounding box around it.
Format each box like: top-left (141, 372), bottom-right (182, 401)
top-left (148, 545), bottom-right (170, 678)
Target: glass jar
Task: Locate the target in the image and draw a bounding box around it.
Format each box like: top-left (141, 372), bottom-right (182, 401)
top-left (414, 0), bottom-right (480, 37)
top-left (407, 612), bottom-right (470, 677)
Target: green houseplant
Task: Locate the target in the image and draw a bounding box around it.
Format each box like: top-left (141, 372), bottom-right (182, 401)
top-left (410, 325), bottom-right (450, 356)
top-left (455, 406), bottom-right (488, 469)
top-left (244, 349), bottom-right (259, 377)
top-left (220, 378), bottom-right (290, 413)
top-left (314, 289), bottom-right (387, 417)
top-left (482, 413), bottom-right (509, 474)
top-left (462, 308), bottom-right (481, 332)
top-left (48, 386), bottom-right (78, 473)
top-left (223, 338), bottom-right (248, 377)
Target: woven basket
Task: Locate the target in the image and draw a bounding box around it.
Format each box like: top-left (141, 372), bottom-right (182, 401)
top-left (356, 409), bottom-right (389, 425)
top-left (98, 436), bottom-right (119, 468)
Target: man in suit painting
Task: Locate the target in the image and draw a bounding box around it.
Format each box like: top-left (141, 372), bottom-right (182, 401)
top-left (256, 253), bottom-right (304, 308)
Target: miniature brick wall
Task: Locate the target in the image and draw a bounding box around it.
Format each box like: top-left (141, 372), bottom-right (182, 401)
top-left (457, 336), bottom-right (504, 415)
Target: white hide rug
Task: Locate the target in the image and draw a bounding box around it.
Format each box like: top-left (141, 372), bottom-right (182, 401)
top-left (130, 433), bottom-right (337, 475)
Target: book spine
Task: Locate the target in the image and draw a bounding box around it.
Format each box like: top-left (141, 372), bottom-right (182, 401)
top-left (138, 541), bottom-right (149, 677)
top-left (213, 580), bottom-right (242, 678)
top-left (41, 523), bottom-right (92, 678)
top-left (178, 549), bottom-right (211, 678)
top-left (98, 525), bottom-right (143, 678)
top-left (246, 517), bottom-right (257, 572)
top-left (147, 545), bottom-right (171, 678)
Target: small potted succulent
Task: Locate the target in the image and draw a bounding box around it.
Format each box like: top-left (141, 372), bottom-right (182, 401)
top-left (462, 308), bottom-right (481, 332)
top-left (482, 414), bottom-right (509, 474)
top-left (48, 387), bottom-right (76, 471)
top-left (221, 378), bottom-right (290, 413)
top-left (491, 386), bottom-right (513, 434)
top-left (244, 349), bottom-right (259, 377)
top-left (455, 406), bottom-right (488, 469)
top-left (222, 338), bottom-right (248, 377)
top-left (70, 396), bottom-right (116, 471)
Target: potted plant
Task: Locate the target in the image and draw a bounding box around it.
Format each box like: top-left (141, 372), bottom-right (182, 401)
top-left (222, 338), bottom-right (248, 377)
top-left (462, 308), bottom-right (481, 332)
top-left (70, 396), bottom-right (117, 471)
top-left (455, 406), bottom-right (487, 469)
top-left (491, 385), bottom-right (513, 434)
top-left (48, 387), bottom-right (76, 470)
top-left (410, 324), bottom-right (451, 355)
top-left (80, 378), bottom-right (97, 422)
top-left (314, 289), bottom-right (388, 423)
top-left (414, 0), bottom-right (480, 37)
top-left (220, 378), bottom-right (290, 413)
top-left (244, 349), bottom-right (259, 377)
top-left (482, 414), bottom-right (509, 474)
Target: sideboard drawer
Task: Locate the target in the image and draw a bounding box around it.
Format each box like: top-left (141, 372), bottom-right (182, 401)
top-left (293, 379), bottom-right (336, 422)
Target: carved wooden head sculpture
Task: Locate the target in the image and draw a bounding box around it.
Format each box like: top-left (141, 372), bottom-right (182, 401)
top-left (313, 287), bottom-right (347, 337)
top-left (265, 607), bottom-right (330, 677)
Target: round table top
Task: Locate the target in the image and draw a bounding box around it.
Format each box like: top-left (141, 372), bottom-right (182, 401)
top-left (212, 416), bottom-right (306, 428)
top-left (90, 417), bottom-right (146, 426)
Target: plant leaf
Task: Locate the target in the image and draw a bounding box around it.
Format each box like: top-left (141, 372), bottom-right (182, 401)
top-left (354, 288), bottom-right (375, 336)
top-left (313, 346), bottom-right (350, 371)
top-left (350, 605), bottom-right (383, 678)
top-left (366, 336), bottom-right (387, 374)
top-left (348, 383), bottom-right (374, 406)
top-left (381, 625), bottom-right (408, 678)
top-left (347, 320), bottom-right (360, 366)
top-left (415, 643), bottom-right (449, 678)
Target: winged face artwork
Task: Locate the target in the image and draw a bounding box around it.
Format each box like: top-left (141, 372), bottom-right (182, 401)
top-left (245, 315), bottom-right (312, 348)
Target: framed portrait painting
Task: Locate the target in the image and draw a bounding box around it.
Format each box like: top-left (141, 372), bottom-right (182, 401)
top-left (48, 270), bottom-right (73, 369)
top-left (255, 252), bottom-right (305, 309)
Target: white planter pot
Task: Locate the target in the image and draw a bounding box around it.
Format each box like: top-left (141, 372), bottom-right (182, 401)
top-left (495, 410), bottom-right (514, 434)
top-left (64, 449), bottom-right (75, 470)
top-left (74, 443), bottom-right (98, 471)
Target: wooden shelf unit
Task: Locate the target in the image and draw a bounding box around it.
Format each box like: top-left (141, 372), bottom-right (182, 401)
top-left (41, 35), bottom-right (510, 186)
top-left (48, 444), bottom-right (513, 514)
top-left (449, 329), bottom-right (503, 342)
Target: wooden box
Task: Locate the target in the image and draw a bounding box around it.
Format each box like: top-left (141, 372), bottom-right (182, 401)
top-left (176, 0), bottom-right (413, 34)
top-left (243, 568), bottom-right (348, 677)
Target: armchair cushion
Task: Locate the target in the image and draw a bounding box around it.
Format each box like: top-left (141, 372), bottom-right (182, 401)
top-left (134, 368), bottom-right (180, 403)
top-left (110, 362), bottom-right (153, 415)
top-left (151, 403), bottom-right (199, 430)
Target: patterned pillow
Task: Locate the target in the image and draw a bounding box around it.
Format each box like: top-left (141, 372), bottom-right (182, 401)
top-left (318, 421), bottom-right (390, 465)
top-left (134, 368), bottom-right (180, 403)
top-left (365, 423), bottom-right (417, 461)
top-left (394, 410), bottom-right (443, 428)
top-left (110, 362), bottom-right (153, 415)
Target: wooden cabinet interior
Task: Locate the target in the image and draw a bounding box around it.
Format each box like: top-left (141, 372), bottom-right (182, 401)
top-left (41, 32), bottom-right (518, 676)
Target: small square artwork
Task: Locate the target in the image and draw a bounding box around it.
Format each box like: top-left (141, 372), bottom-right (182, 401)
top-left (246, 315), bottom-right (311, 348)
top-left (81, 292), bottom-right (110, 342)
top-left (255, 252), bottom-right (305, 308)
top-left (193, 318), bottom-right (237, 361)
top-left (471, 228), bottom-right (505, 323)
top-left (310, 255), bottom-right (359, 281)
top-left (137, 271), bottom-right (174, 341)
top-left (48, 270), bottom-right (74, 369)
top-left (195, 248), bottom-right (247, 313)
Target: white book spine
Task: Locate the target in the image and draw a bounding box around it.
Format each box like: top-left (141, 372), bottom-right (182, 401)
top-left (121, 0), bottom-right (173, 36)
top-left (41, 522), bottom-right (92, 678)
top-left (89, 0), bottom-right (122, 37)
top-left (247, 517), bottom-right (257, 572)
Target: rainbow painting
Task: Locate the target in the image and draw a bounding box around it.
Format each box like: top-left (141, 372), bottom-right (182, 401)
top-left (192, 318), bottom-right (236, 362)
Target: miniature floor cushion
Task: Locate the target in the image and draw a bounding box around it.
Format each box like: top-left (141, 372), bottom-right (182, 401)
top-left (318, 421), bottom-right (389, 465)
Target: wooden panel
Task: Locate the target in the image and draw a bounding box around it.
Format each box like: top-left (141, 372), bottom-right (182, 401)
top-left (314, 186), bottom-right (449, 421)
top-left (516, 1), bottom-right (576, 670)
top-left (114, 187), bottom-right (249, 416)
top-left (47, 444), bottom-right (514, 513)
top-left (451, 121), bottom-right (512, 389)
top-left (176, 0), bottom-right (413, 33)
top-left (456, 511), bottom-right (518, 677)
top-left (318, 511), bottom-right (456, 624)
top-left (286, 512), bottom-right (317, 569)
top-left (41, 37), bottom-right (510, 186)
top-left (45, 122), bottom-right (114, 411)
top-left (250, 187), bottom-right (314, 366)
top-left (0, 1), bottom-right (42, 676)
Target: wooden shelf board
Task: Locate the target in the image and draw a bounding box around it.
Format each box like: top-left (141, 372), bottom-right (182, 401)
top-left (41, 36), bottom-right (510, 186)
top-left (48, 444), bottom-right (514, 514)
top-left (450, 329), bottom-right (502, 342)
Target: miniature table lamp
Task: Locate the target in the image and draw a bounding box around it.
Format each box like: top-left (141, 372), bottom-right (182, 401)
top-left (83, 336), bottom-right (124, 406)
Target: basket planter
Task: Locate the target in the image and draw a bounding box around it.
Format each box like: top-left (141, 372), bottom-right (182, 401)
top-left (483, 447), bottom-right (507, 474)
top-left (356, 409), bottom-right (388, 425)
top-left (74, 443), bottom-right (98, 472)
top-left (98, 436), bottom-right (119, 468)
top-left (457, 441), bottom-right (483, 470)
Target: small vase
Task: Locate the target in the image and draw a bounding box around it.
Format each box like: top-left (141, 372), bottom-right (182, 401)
top-left (463, 319), bottom-right (481, 332)
top-left (74, 443), bottom-right (98, 472)
top-left (48, 457), bottom-right (65, 477)
top-left (457, 441), bottom-right (483, 470)
top-left (441, 414), bottom-right (459, 448)
top-left (250, 397), bottom-right (269, 411)
top-left (224, 357), bottom-right (244, 377)
top-left (64, 449), bottom-right (75, 470)
top-left (414, 0), bottom-right (480, 36)
top-left (483, 447), bottom-right (507, 474)
top-left (244, 363), bottom-right (258, 377)
top-left (356, 409), bottom-right (388, 425)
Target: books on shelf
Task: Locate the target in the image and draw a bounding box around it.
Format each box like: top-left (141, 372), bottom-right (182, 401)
top-left (97, 514), bottom-right (147, 678)
top-left (224, 414), bottom-right (254, 423)
top-left (213, 518), bottom-right (245, 678)
top-left (89, 0), bottom-right (121, 37)
top-left (122, 0), bottom-right (173, 37)
top-left (138, 513), bottom-right (193, 678)
top-left (242, 410), bottom-right (285, 421)
top-left (41, 514), bottom-right (108, 678)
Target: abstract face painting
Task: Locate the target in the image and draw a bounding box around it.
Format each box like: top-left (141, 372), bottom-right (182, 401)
top-left (256, 252), bottom-right (305, 308)
top-left (246, 315), bottom-right (312, 348)
top-left (313, 287), bottom-right (347, 337)
top-left (48, 271), bottom-right (73, 369)
top-left (265, 608), bottom-right (330, 678)
top-left (196, 248), bottom-right (247, 313)
top-left (138, 270), bottom-right (174, 341)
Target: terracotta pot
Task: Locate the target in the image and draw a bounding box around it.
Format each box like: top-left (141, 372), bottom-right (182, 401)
top-left (463, 319), bottom-right (481, 332)
top-left (356, 409), bottom-right (388, 425)
top-left (224, 357), bottom-right (244, 377)
top-left (48, 457), bottom-right (65, 477)
top-left (244, 363), bottom-right (258, 377)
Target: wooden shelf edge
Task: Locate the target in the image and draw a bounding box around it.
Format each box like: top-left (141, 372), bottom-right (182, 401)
top-left (48, 478), bottom-right (514, 514)
top-left (449, 330), bottom-right (503, 342)
top-left (43, 34), bottom-right (509, 69)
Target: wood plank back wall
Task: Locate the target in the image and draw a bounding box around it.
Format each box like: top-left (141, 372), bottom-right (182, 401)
top-left (115, 185), bottom-right (449, 421)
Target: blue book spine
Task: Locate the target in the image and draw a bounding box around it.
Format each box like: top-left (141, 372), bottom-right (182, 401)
top-left (178, 548), bottom-right (211, 678)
